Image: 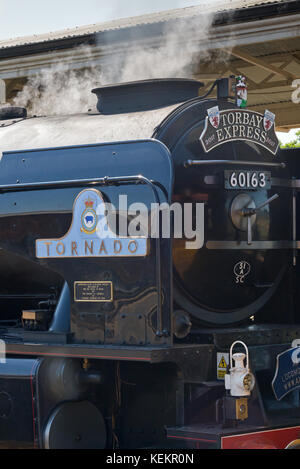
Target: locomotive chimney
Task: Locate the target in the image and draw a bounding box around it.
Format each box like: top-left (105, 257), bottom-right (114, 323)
top-left (92, 78), bottom-right (204, 115)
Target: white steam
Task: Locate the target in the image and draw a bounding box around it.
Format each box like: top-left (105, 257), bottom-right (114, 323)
top-left (101, 15), bottom-right (216, 84)
top-left (13, 48), bottom-right (101, 116)
top-left (14, 9), bottom-right (235, 116)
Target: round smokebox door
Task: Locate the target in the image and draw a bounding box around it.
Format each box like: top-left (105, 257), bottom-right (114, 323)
top-left (44, 401), bottom-right (107, 449)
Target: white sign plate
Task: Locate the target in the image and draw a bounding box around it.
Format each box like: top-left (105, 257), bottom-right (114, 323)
top-left (36, 189), bottom-right (148, 259)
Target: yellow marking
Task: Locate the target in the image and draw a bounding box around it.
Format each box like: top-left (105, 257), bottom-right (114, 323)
top-left (218, 356), bottom-right (228, 369)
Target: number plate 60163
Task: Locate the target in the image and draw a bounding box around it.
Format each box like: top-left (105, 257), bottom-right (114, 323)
top-left (224, 171), bottom-right (271, 190)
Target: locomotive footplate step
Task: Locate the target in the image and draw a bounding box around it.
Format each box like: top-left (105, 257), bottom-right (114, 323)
top-left (166, 422), bottom-right (300, 449)
top-left (166, 423), bottom-right (274, 448)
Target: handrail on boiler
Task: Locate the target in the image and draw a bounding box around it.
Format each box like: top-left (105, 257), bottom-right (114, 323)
top-left (184, 160), bottom-right (286, 169)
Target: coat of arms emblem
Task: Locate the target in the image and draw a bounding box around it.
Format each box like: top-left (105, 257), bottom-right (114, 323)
top-left (207, 106), bottom-right (220, 129)
top-left (264, 110), bottom-right (276, 132)
top-left (81, 197), bottom-right (98, 234)
top-left (236, 76), bottom-right (248, 108)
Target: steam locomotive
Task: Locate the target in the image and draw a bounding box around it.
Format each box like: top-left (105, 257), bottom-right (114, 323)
top-left (0, 76), bottom-right (300, 449)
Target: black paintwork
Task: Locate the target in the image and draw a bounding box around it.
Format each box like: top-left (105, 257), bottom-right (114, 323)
top-left (154, 98), bottom-right (293, 324)
top-left (0, 81), bottom-right (299, 448)
top-left (0, 139), bottom-right (173, 347)
top-left (0, 358), bottom-right (39, 447)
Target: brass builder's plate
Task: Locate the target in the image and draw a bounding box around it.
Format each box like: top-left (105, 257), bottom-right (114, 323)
top-left (74, 282), bottom-right (113, 303)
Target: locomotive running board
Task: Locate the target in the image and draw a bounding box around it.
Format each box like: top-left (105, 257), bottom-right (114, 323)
top-left (3, 324), bottom-right (300, 362)
top-left (3, 341), bottom-right (214, 366)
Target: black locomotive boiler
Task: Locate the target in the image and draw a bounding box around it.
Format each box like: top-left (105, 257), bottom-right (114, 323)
top-left (0, 77), bottom-right (299, 449)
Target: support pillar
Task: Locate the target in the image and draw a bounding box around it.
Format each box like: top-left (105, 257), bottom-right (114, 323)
top-left (0, 79), bottom-right (6, 105)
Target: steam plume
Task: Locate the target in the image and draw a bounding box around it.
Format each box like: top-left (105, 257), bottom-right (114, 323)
top-left (14, 7), bottom-right (235, 116)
